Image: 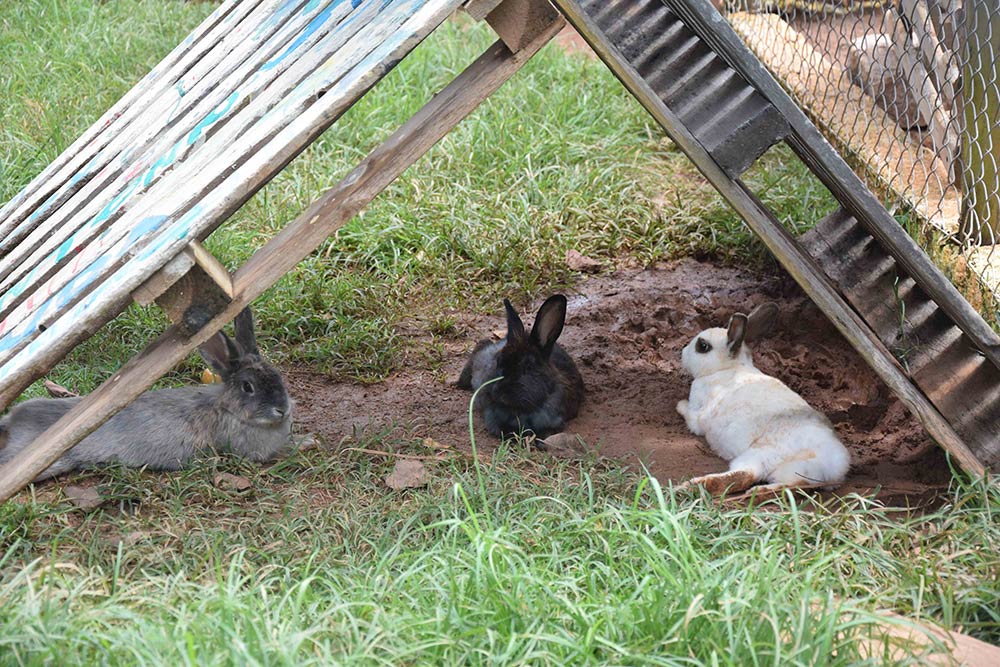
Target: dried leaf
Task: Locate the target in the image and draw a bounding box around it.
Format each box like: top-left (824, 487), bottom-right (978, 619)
top-left (422, 437), bottom-right (451, 450)
top-left (64, 485), bottom-right (103, 510)
top-left (385, 460), bottom-right (429, 490)
top-left (214, 473), bottom-right (252, 493)
top-left (44, 380), bottom-right (78, 398)
top-left (200, 368), bottom-right (223, 384)
top-left (565, 249), bottom-right (602, 274)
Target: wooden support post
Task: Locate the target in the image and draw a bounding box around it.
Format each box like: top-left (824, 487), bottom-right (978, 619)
top-left (464, 0), bottom-right (504, 20)
top-left (552, 0), bottom-right (986, 476)
top-left (0, 19), bottom-right (564, 503)
top-left (469, 0), bottom-right (562, 52)
top-left (133, 241), bottom-right (234, 335)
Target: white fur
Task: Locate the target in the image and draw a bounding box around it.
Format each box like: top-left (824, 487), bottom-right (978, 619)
top-left (677, 326), bottom-right (850, 487)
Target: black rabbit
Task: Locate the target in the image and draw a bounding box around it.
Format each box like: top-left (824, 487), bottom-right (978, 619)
top-left (458, 295), bottom-right (584, 438)
top-left (0, 307), bottom-right (293, 481)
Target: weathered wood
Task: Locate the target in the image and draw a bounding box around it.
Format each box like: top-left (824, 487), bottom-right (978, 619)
top-left (0, 0), bottom-right (461, 369)
top-left (465, 0), bottom-right (504, 20)
top-left (0, 0), bottom-right (340, 310)
top-left (485, 0), bottom-right (561, 52)
top-left (132, 252), bottom-right (195, 307)
top-left (552, 0), bottom-right (986, 475)
top-left (664, 0), bottom-right (1000, 374)
top-left (0, 0), bottom-right (261, 244)
top-left (0, 23), bottom-right (562, 502)
top-left (152, 242), bottom-right (234, 335)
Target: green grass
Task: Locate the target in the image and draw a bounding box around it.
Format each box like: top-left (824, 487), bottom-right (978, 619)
top-left (2, 1), bottom-right (999, 664)
top-left (1, 441), bottom-right (999, 665)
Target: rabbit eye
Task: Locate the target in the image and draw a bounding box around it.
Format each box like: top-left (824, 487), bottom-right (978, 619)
top-left (242, 381), bottom-right (255, 395)
top-left (695, 338), bottom-right (712, 354)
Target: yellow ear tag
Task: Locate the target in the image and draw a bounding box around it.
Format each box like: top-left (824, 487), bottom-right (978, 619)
top-left (200, 368), bottom-right (223, 384)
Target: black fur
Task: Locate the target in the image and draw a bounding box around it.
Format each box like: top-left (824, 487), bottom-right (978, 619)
top-left (458, 295), bottom-right (584, 438)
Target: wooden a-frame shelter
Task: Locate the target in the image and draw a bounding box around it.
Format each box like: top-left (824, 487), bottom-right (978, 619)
top-left (0, 0), bottom-right (996, 501)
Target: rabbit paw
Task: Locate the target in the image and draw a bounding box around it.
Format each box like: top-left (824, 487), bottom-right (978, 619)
top-left (676, 400), bottom-right (689, 419)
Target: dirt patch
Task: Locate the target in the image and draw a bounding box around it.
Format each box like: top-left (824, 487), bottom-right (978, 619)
top-left (287, 259), bottom-right (951, 504)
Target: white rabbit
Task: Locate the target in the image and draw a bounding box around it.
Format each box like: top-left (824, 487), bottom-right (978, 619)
top-left (675, 302), bottom-right (850, 496)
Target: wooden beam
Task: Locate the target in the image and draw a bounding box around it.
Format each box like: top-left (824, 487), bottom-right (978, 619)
top-left (464, 0), bottom-right (504, 20)
top-left (153, 242), bottom-right (234, 335)
top-left (0, 22), bottom-right (563, 503)
top-left (485, 0), bottom-right (561, 52)
top-left (551, 0), bottom-right (986, 476)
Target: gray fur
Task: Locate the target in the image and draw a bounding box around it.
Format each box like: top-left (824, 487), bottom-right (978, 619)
top-left (0, 307), bottom-right (292, 481)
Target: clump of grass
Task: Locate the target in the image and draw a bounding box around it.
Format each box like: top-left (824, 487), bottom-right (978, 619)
top-left (0, 439), bottom-right (997, 663)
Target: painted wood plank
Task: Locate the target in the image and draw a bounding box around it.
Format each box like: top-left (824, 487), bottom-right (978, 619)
top-left (0, 0), bottom-right (340, 301)
top-left (0, 0), bottom-right (267, 250)
top-left (0, 16), bottom-right (563, 500)
top-left (0, 0), bottom-right (464, 386)
top-left (0, 0), bottom-right (246, 229)
top-left (0, 0), bottom-right (369, 330)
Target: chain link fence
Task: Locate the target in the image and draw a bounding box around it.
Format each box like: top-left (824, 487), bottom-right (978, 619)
top-left (720, 0), bottom-right (999, 322)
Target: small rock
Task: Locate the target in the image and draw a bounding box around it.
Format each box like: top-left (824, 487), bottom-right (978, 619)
top-left (566, 249), bottom-right (602, 274)
top-left (297, 432), bottom-right (321, 451)
top-left (64, 485), bottom-right (103, 510)
top-left (214, 473), bottom-right (252, 493)
top-left (538, 432), bottom-right (592, 458)
top-left (44, 380), bottom-right (78, 398)
top-left (385, 459), bottom-right (429, 490)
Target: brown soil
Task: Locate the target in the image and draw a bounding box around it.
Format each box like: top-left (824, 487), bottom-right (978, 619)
top-left (287, 259), bottom-right (952, 505)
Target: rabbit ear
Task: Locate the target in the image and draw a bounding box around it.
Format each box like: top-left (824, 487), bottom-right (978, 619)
top-left (531, 295), bottom-right (567, 356)
top-left (234, 307), bottom-right (259, 356)
top-left (746, 302), bottom-right (779, 341)
top-left (504, 299), bottom-right (527, 341)
top-left (199, 331), bottom-right (243, 377)
top-left (726, 313), bottom-right (748, 357)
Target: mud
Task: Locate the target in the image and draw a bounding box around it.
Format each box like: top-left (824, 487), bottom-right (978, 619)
top-left (287, 259), bottom-right (952, 503)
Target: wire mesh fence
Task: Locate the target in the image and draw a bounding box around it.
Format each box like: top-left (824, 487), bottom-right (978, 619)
top-left (720, 0), bottom-right (999, 323)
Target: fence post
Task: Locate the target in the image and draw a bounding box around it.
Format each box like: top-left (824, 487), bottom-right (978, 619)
top-left (958, 0), bottom-right (1000, 244)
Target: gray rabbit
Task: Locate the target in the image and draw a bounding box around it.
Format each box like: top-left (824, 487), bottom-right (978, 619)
top-left (0, 307), bottom-right (293, 481)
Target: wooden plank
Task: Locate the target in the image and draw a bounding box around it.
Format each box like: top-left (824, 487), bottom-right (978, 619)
top-left (154, 248), bottom-right (234, 336)
top-left (665, 0), bottom-right (1000, 375)
top-left (135, 240), bottom-right (234, 331)
top-left (485, 0), bottom-right (561, 52)
top-left (0, 0), bottom-right (324, 298)
top-left (551, 0), bottom-right (986, 475)
top-left (0, 0), bottom-right (433, 362)
top-left (0, 21), bottom-right (563, 502)
top-left (0, 0), bottom-right (264, 245)
top-left (465, 0), bottom-right (504, 20)
top-left (132, 252), bottom-right (196, 307)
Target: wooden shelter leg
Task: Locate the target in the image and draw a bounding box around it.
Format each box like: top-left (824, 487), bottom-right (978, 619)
top-left (0, 19), bottom-right (563, 504)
